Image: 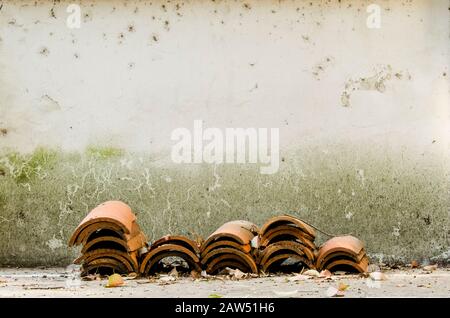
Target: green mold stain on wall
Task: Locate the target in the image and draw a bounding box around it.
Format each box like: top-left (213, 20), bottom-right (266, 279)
top-left (85, 146), bottom-right (125, 160)
top-left (0, 143), bottom-right (448, 266)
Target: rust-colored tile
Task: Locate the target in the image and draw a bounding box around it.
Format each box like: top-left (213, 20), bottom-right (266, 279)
top-left (259, 215), bottom-right (316, 239)
top-left (151, 235), bottom-right (201, 255)
top-left (316, 235), bottom-right (368, 273)
top-left (69, 201), bottom-right (138, 246)
top-left (140, 243), bottom-right (201, 275)
top-left (75, 248), bottom-right (139, 273)
top-left (260, 225), bottom-right (316, 250)
top-left (202, 248), bottom-right (258, 274)
top-left (201, 220), bottom-right (259, 251)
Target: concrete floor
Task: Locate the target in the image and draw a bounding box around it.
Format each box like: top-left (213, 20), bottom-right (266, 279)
top-left (0, 267), bottom-right (449, 298)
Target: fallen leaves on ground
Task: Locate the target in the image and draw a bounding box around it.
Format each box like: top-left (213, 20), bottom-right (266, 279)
top-left (411, 260), bottom-right (419, 268)
top-left (82, 274), bottom-right (101, 281)
top-left (302, 269), bottom-right (320, 278)
top-left (338, 282), bottom-right (349, 291)
top-left (319, 269), bottom-right (332, 279)
top-left (105, 274), bottom-right (124, 288)
top-left (326, 286), bottom-right (345, 297)
top-left (422, 264), bottom-right (438, 272)
top-left (223, 268), bottom-right (246, 280)
top-left (158, 274), bottom-right (176, 284)
top-left (370, 272), bottom-right (387, 281)
top-left (209, 267), bottom-right (258, 281)
top-left (124, 272), bottom-right (138, 280)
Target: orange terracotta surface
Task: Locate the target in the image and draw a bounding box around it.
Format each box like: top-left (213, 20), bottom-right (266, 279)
top-left (151, 235), bottom-right (201, 255)
top-left (316, 235), bottom-right (365, 268)
top-left (69, 201), bottom-right (136, 246)
top-left (139, 243), bottom-right (200, 274)
top-left (201, 220), bottom-right (259, 250)
top-left (259, 215), bottom-right (316, 238)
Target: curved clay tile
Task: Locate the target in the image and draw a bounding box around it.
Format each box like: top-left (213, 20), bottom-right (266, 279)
top-left (75, 248), bottom-right (139, 273)
top-left (201, 240), bottom-right (251, 258)
top-left (141, 251), bottom-right (202, 275)
top-left (316, 235), bottom-right (365, 269)
top-left (207, 260), bottom-right (250, 274)
top-left (319, 250), bottom-right (366, 270)
top-left (151, 235), bottom-right (201, 255)
top-left (258, 241), bottom-right (315, 267)
top-left (69, 201), bottom-right (136, 246)
top-left (81, 236), bottom-right (129, 253)
top-left (139, 244), bottom-right (200, 275)
top-left (82, 258), bottom-right (128, 276)
top-left (260, 226), bottom-right (316, 250)
top-left (201, 220), bottom-right (259, 250)
top-left (259, 215), bottom-right (316, 238)
top-left (324, 255), bottom-right (369, 273)
top-left (205, 254), bottom-right (257, 274)
top-left (201, 247), bottom-right (258, 274)
top-left (74, 222), bottom-right (126, 246)
top-left (260, 253), bottom-right (312, 273)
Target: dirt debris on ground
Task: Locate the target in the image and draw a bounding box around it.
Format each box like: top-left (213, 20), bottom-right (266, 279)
top-left (0, 267), bottom-right (449, 298)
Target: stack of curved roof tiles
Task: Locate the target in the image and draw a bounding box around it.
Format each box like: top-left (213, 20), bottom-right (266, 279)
top-left (69, 201), bottom-right (147, 276)
top-left (200, 221), bottom-right (259, 274)
top-left (316, 235), bottom-right (369, 273)
top-left (69, 201), bottom-right (369, 276)
top-left (257, 215), bottom-right (317, 273)
top-left (140, 235), bottom-right (201, 275)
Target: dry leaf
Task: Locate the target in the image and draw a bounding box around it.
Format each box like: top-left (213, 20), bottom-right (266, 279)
top-left (319, 269), bottom-right (332, 279)
top-left (326, 286), bottom-right (345, 297)
top-left (370, 272), bottom-right (387, 281)
top-left (410, 260), bottom-right (419, 268)
top-left (82, 274), bottom-right (100, 281)
top-left (338, 282), bottom-right (349, 291)
top-left (303, 269), bottom-right (320, 277)
top-left (124, 272), bottom-right (138, 280)
top-left (106, 274), bottom-right (124, 288)
top-left (158, 275), bottom-right (176, 282)
top-left (228, 268), bottom-right (246, 280)
top-left (423, 264), bottom-right (438, 272)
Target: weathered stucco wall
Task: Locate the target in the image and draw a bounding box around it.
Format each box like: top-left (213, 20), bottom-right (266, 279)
top-left (0, 0), bottom-right (448, 266)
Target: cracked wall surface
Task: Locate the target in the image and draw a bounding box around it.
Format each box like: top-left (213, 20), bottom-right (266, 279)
top-left (0, 0), bottom-right (449, 266)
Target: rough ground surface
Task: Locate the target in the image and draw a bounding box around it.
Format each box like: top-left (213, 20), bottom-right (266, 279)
top-left (0, 268), bottom-right (449, 298)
